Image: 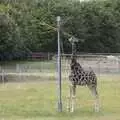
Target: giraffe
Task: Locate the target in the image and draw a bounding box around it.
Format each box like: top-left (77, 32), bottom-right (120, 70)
top-left (67, 40), bottom-right (100, 112)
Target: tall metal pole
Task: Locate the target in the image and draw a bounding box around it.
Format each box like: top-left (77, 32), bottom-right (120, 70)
top-left (57, 16), bottom-right (62, 112)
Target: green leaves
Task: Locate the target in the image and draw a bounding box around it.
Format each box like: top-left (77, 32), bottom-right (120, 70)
top-left (1, 0), bottom-right (120, 60)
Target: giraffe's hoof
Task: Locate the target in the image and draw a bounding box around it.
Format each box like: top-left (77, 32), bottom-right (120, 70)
top-left (70, 109), bottom-right (74, 113)
top-left (95, 107), bottom-right (100, 112)
top-left (67, 107), bottom-right (70, 112)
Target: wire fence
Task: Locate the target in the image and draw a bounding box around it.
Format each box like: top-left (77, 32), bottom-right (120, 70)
top-left (0, 54), bottom-right (120, 85)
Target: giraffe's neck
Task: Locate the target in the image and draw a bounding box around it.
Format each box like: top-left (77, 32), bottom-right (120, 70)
top-left (71, 57), bottom-right (84, 73)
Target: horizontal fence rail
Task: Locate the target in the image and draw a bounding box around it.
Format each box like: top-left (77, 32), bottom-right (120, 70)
top-left (0, 53), bottom-right (119, 83)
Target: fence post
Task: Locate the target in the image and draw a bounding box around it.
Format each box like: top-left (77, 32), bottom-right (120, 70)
top-left (118, 60), bottom-right (120, 73)
top-left (48, 52), bottom-right (50, 60)
top-left (1, 68), bottom-right (5, 87)
top-left (57, 16), bottom-right (62, 112)
top-left (16, 64), bottom-right (21, 88)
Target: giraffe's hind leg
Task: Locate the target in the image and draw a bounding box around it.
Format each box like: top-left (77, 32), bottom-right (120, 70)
top-left (88, 85), bottom-right (100, 112)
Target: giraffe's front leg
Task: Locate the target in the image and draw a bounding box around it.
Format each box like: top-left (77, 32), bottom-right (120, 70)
top-left (66, 96), bottom-right (70, 112)
top-left (71, 85), bottom-right (76, 112)
top-left (71, 95), bottom-right (76, 112)
top-left (67, 85), bottom-right (76, 112)
top-left (66, 95), bottom-right (71, 111)
top-left (67, 85), bottom-right (71, 112)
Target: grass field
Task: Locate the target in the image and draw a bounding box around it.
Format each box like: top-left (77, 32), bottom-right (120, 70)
top-left (0, 60), bottom-right (120, 120)
top-left (0, 75), bottom-right (119, 120)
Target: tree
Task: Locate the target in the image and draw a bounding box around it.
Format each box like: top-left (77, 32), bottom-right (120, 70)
top-left (1, 0), bottom-right (120, 61)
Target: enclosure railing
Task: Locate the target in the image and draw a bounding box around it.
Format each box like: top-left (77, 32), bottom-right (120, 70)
top-left (0, 53), bottom-right (119, 84)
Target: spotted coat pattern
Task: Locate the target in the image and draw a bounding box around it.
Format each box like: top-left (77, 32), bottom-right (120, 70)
top-left (69, 58), bottom-right (97, 87)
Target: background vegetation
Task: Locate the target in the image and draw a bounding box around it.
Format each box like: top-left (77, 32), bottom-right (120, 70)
top-left (0, 0), bottom-right (120, 60)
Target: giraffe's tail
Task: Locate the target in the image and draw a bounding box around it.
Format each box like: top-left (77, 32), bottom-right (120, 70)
top-left (89, 67), bottom-right (97, 77)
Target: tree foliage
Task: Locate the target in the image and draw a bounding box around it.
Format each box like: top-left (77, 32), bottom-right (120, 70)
top-left (0, 0), bottom-right (120, 60)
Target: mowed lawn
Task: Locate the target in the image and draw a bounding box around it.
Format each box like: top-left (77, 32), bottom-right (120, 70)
top-left (0, 75), bottom-right (119, 120)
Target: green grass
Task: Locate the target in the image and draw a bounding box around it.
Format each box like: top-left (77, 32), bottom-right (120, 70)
top-left (0, 75), bottom-right (119, 120)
